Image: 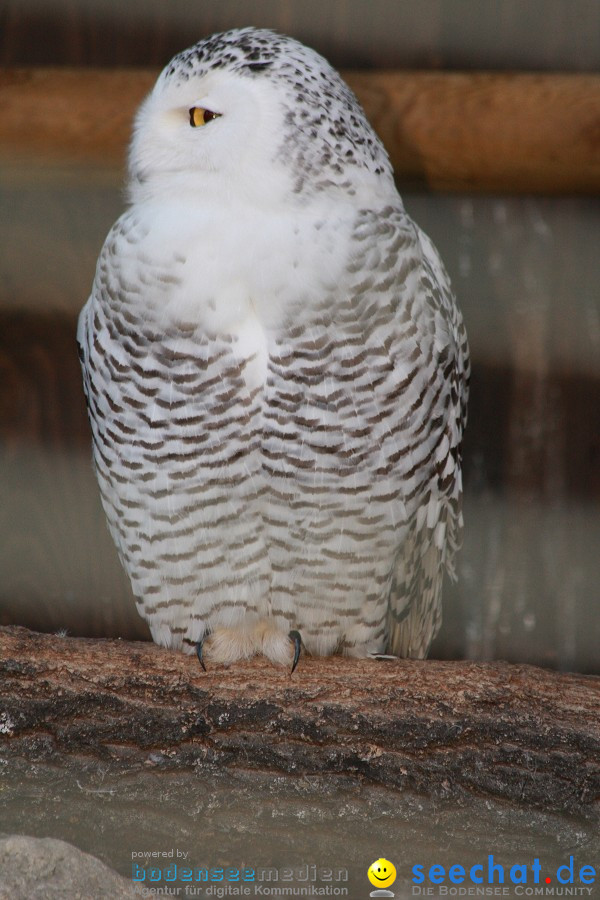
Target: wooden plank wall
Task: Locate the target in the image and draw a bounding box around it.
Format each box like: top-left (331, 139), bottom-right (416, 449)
top-left (1, 1), bottom-right (599, 671)
top-left (1, 0), bottom-right (599, 72)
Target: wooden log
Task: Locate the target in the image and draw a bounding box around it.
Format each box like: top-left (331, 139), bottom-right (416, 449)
top-left (1, 69), bottom-right (599, 192)
top-left (1, 625), bottom-right (598, 819)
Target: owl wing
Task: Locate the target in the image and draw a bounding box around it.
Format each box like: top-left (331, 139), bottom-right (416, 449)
top-left (386, 224), bottom-right (470, 659)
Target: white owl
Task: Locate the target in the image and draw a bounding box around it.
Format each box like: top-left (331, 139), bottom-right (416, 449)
top-left (78, 28), bottom-right (469, 670)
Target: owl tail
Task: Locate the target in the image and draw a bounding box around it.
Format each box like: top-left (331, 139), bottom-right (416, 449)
top-left (386, 499), bottom-right (462, 659)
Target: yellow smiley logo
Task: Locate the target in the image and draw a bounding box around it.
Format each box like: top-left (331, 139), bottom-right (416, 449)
top-left (368, 858), bottom-right (397, 888)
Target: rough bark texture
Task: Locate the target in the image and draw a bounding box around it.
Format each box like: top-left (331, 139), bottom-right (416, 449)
top-left (1, 626), bottom-right (598, 820)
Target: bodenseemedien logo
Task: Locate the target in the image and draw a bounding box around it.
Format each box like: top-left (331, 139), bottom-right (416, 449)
top-left (131, 861), bottom-right (350, 894)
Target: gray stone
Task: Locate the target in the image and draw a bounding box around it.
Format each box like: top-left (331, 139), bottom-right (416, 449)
top-left (0, 834), bottom-right (137, 899)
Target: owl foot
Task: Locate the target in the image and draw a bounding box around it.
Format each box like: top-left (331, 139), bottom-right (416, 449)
top-left (253, 620), bottom-right (301, 670)
top-left (193, 621), bottom-right (301, 669)
top-left (196, 627), bottom-right (256, 667)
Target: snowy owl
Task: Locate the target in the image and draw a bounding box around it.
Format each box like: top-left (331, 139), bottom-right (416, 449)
top-left (78, 28), bottom-right (469, 669)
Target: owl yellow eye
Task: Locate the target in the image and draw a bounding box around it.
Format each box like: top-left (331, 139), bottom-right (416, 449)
top-left (189, 107), bottom-right (221, 127)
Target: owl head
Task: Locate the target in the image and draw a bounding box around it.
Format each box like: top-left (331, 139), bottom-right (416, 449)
top-left (128, 28), bottom-right (393, 204)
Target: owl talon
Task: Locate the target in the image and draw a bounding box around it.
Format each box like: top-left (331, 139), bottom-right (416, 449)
top-left (196, 639), bottom-right (207, 672)
top-left (289, 630), bottom-right (302, 674)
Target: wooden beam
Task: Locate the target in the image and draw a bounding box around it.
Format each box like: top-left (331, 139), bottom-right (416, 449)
top-left (1, 626), bottom-right (598, 818)
top-left (348, 71), bottom-right (600, 193)
top-left (1, 69), bottom-right (599, 192)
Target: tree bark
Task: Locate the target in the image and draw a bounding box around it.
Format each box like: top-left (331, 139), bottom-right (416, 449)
top-left (0, 626), bottom-right (598, 819)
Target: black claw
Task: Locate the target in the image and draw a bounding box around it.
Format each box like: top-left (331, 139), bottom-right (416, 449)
top-left (196, 639), bottom-right (207, 672)
top-left (289, 630), bottom-right (302, 674)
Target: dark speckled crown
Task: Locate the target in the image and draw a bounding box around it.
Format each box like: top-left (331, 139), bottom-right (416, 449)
top-left (161, 27), bottom-right (393, 193)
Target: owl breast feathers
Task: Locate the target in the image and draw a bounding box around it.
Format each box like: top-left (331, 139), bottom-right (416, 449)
top-left (78, 27), bottom-right (469, 667)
